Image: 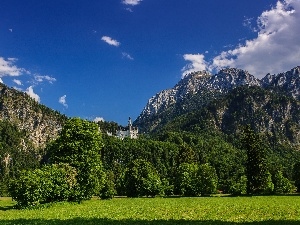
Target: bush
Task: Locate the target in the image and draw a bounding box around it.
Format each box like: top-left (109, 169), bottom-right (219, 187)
top-left (228, 175), bottom-right (247, 196)
top-left (124, 159), bottom-right (162, 197)
top-left (161, 178), bottom-right (174, 196)
top-left (292, 162), bottom-right (300, 192)
top-left (9, 163), bottom-right (77, 208)
top-left (273, 171), bottom-right (295, 194)
top-left (99, 171), bottom-right (116, 200)
top-left (198, 163), bottom-right (218, 195)
top-left (176, 163), bottom-right (199, 196)
top-left (176, 163), bottom-right (218, 196)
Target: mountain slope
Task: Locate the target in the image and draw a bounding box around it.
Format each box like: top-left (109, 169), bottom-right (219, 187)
top-left (134, 68), bottom-right (262, 132)
top-left (0, 83), bottom-right (67, 148)
top-left (134, 66), bottom-right (300, 136)
top-left (161, 86), bottom-right (300, 146)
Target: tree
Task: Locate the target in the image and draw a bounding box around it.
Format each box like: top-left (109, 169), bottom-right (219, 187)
top-left (273, 171), bottom-right (295, 194)
top-left (241, 125), bottom-right (273, 194)
top-left (197, 163), bottom-right (218, 195)
top-left (293, 162), bottom-right (300, 192)
top-left (9, 163), bottom-right (77, 208)
top-left (176, 163), bottom-right (199, 196)
top-left (0, 120), bottom-right (39, 196)
top-left (47, 118), bottom-right (105, 201)
top-left (98, 171), bottom-right (117, 200)
top-left (124, 159), bottom-right (162, 197)
top-left (228, 175), bottom-right (247, 196)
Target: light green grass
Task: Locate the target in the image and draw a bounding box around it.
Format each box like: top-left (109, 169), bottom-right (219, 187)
top-left (1, 196), bottom-right (300, 224)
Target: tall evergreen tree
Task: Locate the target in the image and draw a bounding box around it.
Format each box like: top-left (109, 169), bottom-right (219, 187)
top-left (241, 125), bottom-right (273, 194)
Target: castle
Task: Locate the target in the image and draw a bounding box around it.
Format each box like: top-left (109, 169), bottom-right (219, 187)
top-left (116, 117), bottom-right (139, 139)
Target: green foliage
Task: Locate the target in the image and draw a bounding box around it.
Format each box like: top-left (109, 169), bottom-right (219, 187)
top-left (97, 120), bottom-right (119, 135)
top-left (9, 163), bottom-right (77, 208)
top-left (176, 163), bottom-right (218, 196)
top-left (241, 125), bottom-right (273, 194)
top-left (176, 163), bottom-right (199, 196)
top-left (198, 163), bottom-right (218, 195)
top-left (261, 171), bottom-right (274, 195)
top-left (0, 120), bottom-right (39, 196)
top-left (47, 118), bottom-right (105, 201)
top-left (99, 171), bottom-right (117, 200)
top-left (273, 171), bottom-right (295, 194)
top-left (228, 175), bottom-right (247, 196)
top-left (124, 159), bottom-right (162, 197)
top-left (292, 162), bottom-right (300, 192)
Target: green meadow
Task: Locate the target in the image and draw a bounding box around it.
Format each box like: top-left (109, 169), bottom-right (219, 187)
top-left (1, 196), bottom-right (300, 225)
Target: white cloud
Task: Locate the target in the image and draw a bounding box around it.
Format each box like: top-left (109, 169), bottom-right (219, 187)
top-left (181, 54), bottom-right (208, 77)
top-left (25, 86), bottom-right (40, 102)
top-left (93, 117), bottom-right (105, 123)
top-left (183, 0), bottom-right (300, 78)
top-left (34, 74), bottom-right (56, 84)
top-left (122, 52), bottom-right (134, 60)
top-left (0, 78), bottom-right (3, 83)
top-left (0, 57), bottom-right (24, 77)
top-left (13, 79), bottom-right (22, 86)
top-left (59, 95), bottom-right (68, 108)
top-left (101, 36), bottom-right (120, 47)
top-left (9, 29), bottom-right (12, 32)
top-left (122, 0), bottom-right (142, 6)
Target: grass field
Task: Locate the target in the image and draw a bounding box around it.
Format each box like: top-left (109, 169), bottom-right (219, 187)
top-left (1, 196), bottom-right (300, 224)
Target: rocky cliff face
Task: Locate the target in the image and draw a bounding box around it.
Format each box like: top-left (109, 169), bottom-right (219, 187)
top-left (134, 66), bottom-right (300, 133)
top-left (0, 83), bottom-right (67, 148)
top-left (262, 66), bottom-right (300, 99)
top-left (161, 85), bottom-right (300, 146)
top-left (139, 69), bottom-right (261, 119)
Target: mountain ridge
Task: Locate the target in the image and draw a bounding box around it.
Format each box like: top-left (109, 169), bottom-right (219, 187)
top-left (134, 66), bottom-right (300, 133)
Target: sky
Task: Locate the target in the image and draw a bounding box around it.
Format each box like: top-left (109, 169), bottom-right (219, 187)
top-left (0, 0), bottom-right (299, 125)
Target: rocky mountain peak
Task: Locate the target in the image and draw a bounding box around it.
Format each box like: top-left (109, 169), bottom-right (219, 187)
top-left (136, 68), bottom-right (260, 121)
top-left (135, 66), bottom-right (300, 132)
top-left (208, 68), bottom-right (261, 91)
top-left (262, 66), bottom-right (300, 99)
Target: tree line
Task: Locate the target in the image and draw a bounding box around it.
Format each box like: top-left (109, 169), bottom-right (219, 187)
top-left (2, 118), bottom-right (300, 208)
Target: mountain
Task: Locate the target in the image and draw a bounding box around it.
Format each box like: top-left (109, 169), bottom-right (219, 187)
top-left (134, 66), bottom-right (300, 136)
top-left (262, 66), bottom-right (300, 99)
top-left (161, 86), bottom-right (300, 145)
top-left (0, 83), bottom-right (67, 148)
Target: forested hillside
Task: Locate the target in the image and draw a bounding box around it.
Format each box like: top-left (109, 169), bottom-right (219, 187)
top-left (0, 83), bottom-right (67, 195)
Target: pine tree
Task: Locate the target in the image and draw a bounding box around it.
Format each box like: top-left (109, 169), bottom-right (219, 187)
top-left (241, 125), bottom-right (273, 194)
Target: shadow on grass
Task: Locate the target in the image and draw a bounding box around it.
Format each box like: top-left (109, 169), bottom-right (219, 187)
top-left (0, 218), bottom-right (299, 225)
top-left (0, 205), bottom-right (14, 211)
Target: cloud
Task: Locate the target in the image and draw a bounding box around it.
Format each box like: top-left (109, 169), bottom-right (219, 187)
top-left (122, 0), bottom-right (142, 6)
top-left (93, 117), bottom-right (105, 123)
top-left (25, 86), bottom-right (40, 102)
top-left (0, 78), bottom-right (3, 83)
top-left (59, 95), bottom-right (68, 108)
top-left (34, 74), bottom-right (56, 84)
top-left (9, 29), bottom-right (12, 32)
top-left (183, 0), bottom-right (300, 78)
top-left (0, 57), bottom-right (25, 77)
top-left (101, 36), bottom-right (120, 47)
top-left (122, 52), bottom-right (134, 60)
top-left (13, 79), bottom-right (22, 86)
top-left (181, 54), bottom-right (208, 77)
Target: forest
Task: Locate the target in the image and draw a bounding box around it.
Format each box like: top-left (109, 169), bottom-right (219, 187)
top-left (1, 117), bottom-right (300, 208)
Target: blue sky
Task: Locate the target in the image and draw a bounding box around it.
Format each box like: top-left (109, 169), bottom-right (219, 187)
top-left (0, 0), bottom-right (299, 125)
